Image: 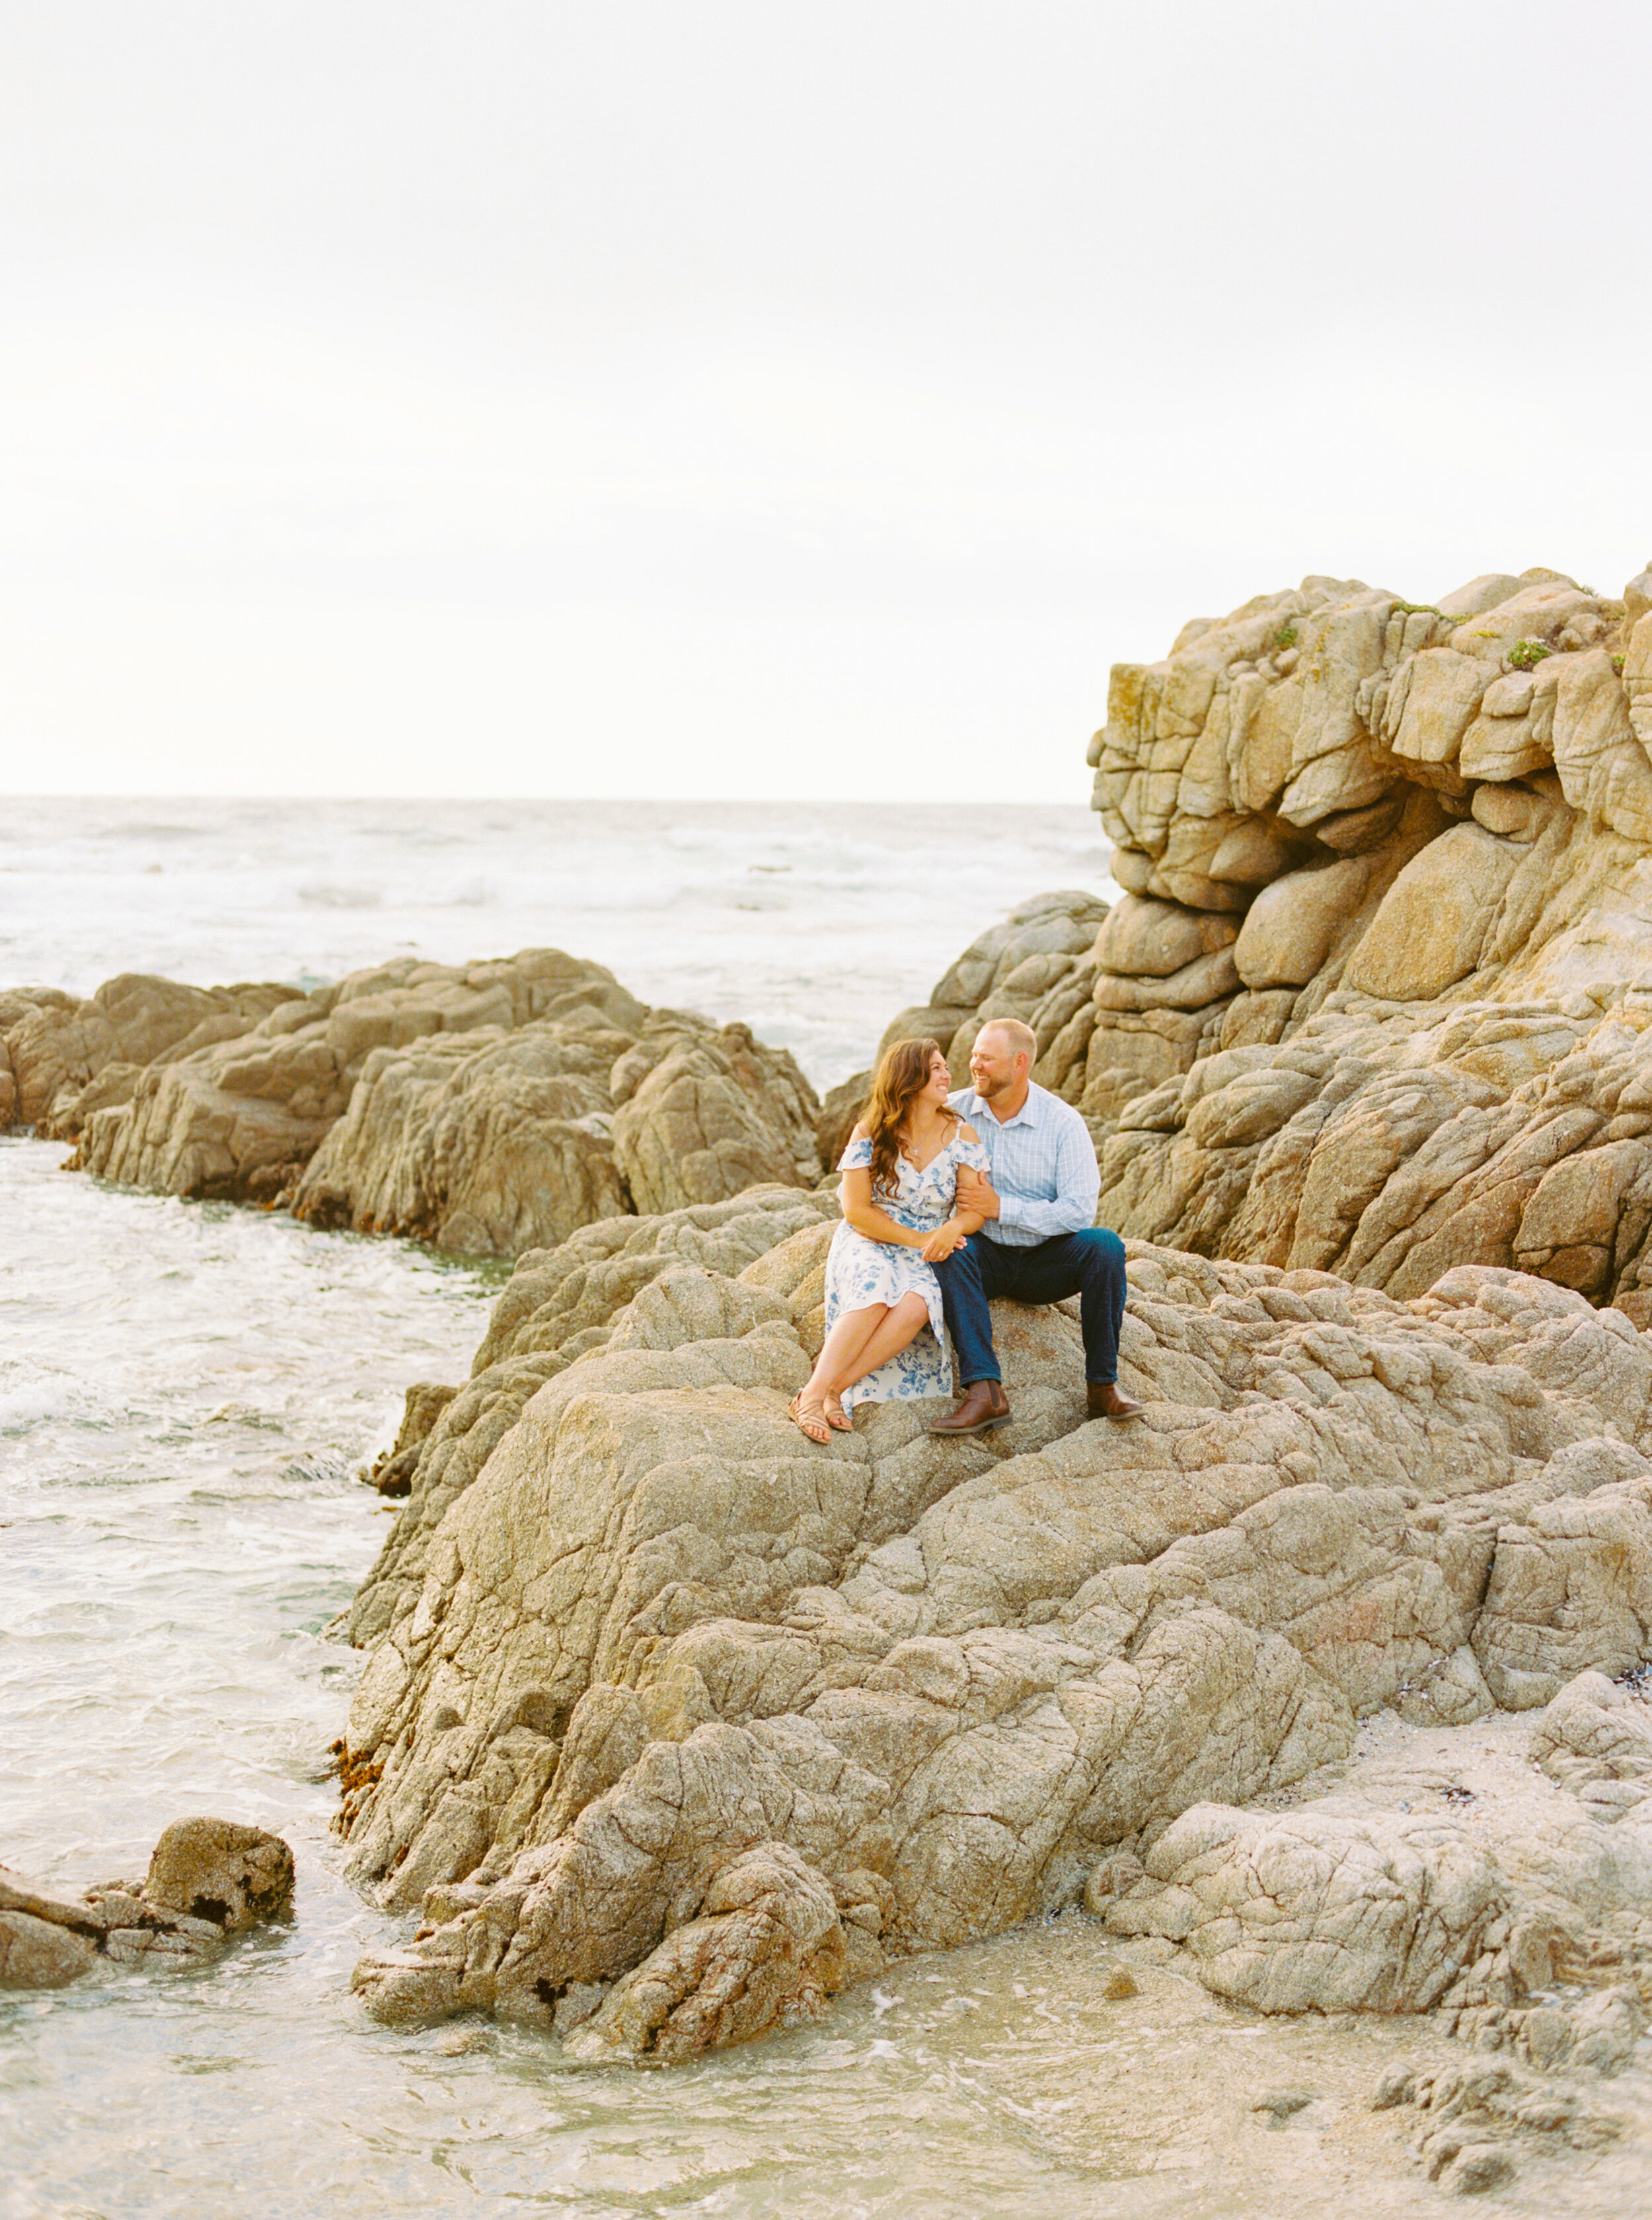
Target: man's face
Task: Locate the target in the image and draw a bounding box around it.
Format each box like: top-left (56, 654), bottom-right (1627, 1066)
top-left (969, 1027), bottom-right (1023, 1100)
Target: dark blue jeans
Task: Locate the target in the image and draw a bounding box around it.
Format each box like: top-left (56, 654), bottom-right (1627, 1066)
top-left (931, 1227), bottom-right (1128, 1388)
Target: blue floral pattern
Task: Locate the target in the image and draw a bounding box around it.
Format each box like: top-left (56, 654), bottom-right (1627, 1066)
top-left (826, 1125), bottom-right (990, 1411)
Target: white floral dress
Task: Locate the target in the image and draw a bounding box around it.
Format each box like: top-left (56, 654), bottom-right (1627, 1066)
top-left (826, 1124), bottom-right (991, 1411)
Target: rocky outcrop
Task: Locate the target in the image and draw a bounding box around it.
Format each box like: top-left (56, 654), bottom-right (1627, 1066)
top-left (609, 1023), bottom-right (825, 1215)
top-left (290, 1015), bottom-right (637, 1253)
top-left (5, 949), bottom-right (825, 1259)
top-left (0, 1819), bottom-right (293, 1989)
top-left (334, 1204), bottom-right (1652, 2059)
top-left (1067, 564), bottom-right (1652, 1315)
top-left (0, 975), bottom-right (295, 1135)
top-left (293, 1008), bottom-right (821, 1255)
top-left (69, 949), bottom-right (650, 1218)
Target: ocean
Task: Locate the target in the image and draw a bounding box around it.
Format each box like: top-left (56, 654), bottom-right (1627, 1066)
top-left (0, 796), bottom-right (1115, 1093)
top-left (3, 797), bottom-right (1643, 2218)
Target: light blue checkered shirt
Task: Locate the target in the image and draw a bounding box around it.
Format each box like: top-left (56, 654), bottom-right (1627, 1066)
top-left (948, 1081), bottom-right (1101, 1247)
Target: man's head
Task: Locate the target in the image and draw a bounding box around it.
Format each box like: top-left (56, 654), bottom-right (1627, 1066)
top-left (969, 1019), bottom-right (1036, 1103)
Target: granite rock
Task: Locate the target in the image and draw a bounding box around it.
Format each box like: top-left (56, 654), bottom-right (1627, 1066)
top-left (0, 1820), bottom-right (293, 1991)
top-left (336, 1230), bottom-right (1652, 2058)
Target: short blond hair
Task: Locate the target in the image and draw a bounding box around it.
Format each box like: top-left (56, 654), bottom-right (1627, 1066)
top-left (977, 1018), bottom-right (1037, 1063)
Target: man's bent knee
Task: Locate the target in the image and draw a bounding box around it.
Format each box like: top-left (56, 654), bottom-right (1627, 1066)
top-left (1073, 1226), bottom-right (1125, 1275)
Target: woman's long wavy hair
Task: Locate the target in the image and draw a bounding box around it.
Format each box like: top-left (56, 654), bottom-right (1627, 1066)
top-left (862, 1037), bottom-right (957, 1194)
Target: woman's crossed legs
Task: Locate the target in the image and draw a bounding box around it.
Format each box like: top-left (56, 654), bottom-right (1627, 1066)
top-left (790, 1292), bottom-right (930, 1443)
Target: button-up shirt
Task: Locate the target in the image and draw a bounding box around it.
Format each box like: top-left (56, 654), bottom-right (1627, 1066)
top-left (948, 1080), bottom-right (1101, 1247)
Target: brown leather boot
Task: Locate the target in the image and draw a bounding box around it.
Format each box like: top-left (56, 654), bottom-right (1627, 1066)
top-left (1087, 1381), bottom-right (1143, 1419)
top-left (928, 1380), bottom-right (1010, 1436)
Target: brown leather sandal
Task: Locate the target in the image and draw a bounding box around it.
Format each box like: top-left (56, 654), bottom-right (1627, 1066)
top-left (788, 1391), bottom-right (832, 1446)
top-left (822, 1390), bottom-right (852, 1432)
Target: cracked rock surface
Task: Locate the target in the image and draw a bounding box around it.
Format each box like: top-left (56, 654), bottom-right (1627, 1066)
top-left (335, 1186), bottom-right (1652, 2061)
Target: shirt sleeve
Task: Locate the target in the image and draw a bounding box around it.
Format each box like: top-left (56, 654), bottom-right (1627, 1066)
top-left (995, 1113), bottom-right (1101, 1239)
top-left (837, 1136), bottom-right (874, 1171)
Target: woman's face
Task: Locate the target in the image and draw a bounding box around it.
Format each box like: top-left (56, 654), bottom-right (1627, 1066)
top-left (925, 1050), bottom-right (952, 1104)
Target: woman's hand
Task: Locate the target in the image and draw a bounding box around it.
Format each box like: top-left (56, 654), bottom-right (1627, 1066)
top-left (920, 1218), bottom-right (970, 1263)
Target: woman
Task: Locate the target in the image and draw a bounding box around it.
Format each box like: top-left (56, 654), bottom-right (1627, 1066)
top-left (789, 1037), bottom-right (990, 1443)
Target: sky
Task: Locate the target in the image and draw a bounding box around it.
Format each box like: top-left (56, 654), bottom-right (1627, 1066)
top-left (1, 0), bottom-right (1648, 803)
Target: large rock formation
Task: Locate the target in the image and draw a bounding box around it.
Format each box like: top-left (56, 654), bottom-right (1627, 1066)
top-left (1074, 564), bottom-right (1652, 1315)
top-left (334, 1187), bottom-right (1652, 2061)
top-left (0, 975), bottom-right (295, 1134)
top-left (813, 887), bottom-right (1114, 1158)
top-left (878, 886), bottom-right (1112, 1094)
top-left (2, 951), bottom-right (825, 1259)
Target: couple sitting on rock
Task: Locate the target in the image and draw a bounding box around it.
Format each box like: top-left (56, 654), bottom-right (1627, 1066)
top-left (788, 1020), bottom-right (1141, 1442)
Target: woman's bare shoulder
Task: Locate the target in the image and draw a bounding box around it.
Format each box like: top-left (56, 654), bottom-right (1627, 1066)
top-left (957, 1120), bottom-right (981, 1146)
top-left (848, 1117), bottom-right (872, 1141)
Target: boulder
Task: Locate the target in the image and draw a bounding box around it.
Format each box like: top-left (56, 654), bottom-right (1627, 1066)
top-left (55, 949), bottom-right (652, 1220)
top-left (0, 1820), bottom-right (293, 1991)
top-left (1624, 608), bottom-right (1652, 751)
top-left (342, 1185), bottom-right (840, 1652)
top-left (815, 1068), bottom-right (872, 1170)
top-left (1094, 895), bottom-right (1238, 980)
top-left (1450, 577), bottom-right (1602, 663)
top-left (1341, 827), bottom-right (1523, 1000)
top-left (143, 1818), bottom-right (295, 1932)
top-left (558, 1840), bottom-right (863, 2062)
top-left (1548, 648), bottom-right (1652, 842)
top-left (1382, 648), bottom-right (1489, 790)
top-left (292, 1020), bottom-right (634, 1255)
top-left (1092, 944), bottom-right (1240, 1012)
top-left (879, 890), bottom-right (1111, 1099)
top-left (7, 947), bottom-right (835, 1262)
top-left (1, 975), bottom-right (291, 1134)
top-left (611, 1026), bottom-right (822, 1214)
top-left (1233, 859), bottom-right (1374, 990)
top-left (1103, 1802), bottom-right (1511, 2013)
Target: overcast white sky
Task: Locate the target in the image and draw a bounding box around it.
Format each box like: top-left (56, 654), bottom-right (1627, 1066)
top-left (2, 1), bottom-right (1648, 801)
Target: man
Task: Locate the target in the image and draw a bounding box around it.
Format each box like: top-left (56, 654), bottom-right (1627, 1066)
top-left (928, 1018), bottom-right (1141, 1436)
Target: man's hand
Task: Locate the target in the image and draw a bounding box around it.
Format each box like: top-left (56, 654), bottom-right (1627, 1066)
top-left (955, 1165), bottom-right (1000, 1220)
top-left (920, 1218), bottom-right (971, 1263)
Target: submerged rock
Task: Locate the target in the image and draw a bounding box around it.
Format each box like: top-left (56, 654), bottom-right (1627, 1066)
top-left (0, 1820), bottom-right (294, 1991)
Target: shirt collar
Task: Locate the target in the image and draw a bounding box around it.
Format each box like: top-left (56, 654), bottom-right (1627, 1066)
top-left (959, 1081), bottom-right (1042, 1130)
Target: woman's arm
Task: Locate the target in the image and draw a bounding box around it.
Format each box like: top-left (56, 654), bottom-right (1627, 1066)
top-left (839, 1165), bottom-right (932, 1249)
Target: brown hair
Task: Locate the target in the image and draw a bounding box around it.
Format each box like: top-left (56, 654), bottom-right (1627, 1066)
top-left (860, 1037), bottom-right (957, 1193)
